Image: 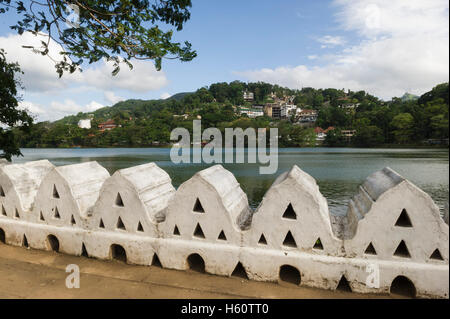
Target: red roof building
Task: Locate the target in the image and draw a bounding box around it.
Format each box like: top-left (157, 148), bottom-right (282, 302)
top-left (98, 119), bottom-right (117, 132)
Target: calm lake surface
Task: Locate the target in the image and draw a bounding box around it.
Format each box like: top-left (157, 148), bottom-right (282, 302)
top-left (13, 148), bottom-right (449, 216)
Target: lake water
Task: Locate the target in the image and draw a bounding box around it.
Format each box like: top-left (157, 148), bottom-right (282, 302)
top-left (12, 147), bottom-right (449, 216)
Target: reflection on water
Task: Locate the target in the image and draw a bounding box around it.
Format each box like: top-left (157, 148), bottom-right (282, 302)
top-left (13, 147), bottom-right (449, 216)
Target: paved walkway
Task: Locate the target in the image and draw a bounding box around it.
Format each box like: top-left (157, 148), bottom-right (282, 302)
top-left (0, 243), bottom-right (390, 299)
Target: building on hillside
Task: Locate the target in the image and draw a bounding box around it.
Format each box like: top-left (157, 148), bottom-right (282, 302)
top-left (265, 102), bottom-right (300, 120)
top-left (293, 109), bottom-right (318, 127)
top-left (281, 104), bottom-right (298, 118)
top-left (78, 119), bottom-right (91, 129)
top-left (315, 126), bottom-right (335, 141)
top-left (173, 114), bottom-right (189, 120)
top-left (271, 106), bottom-right (281, 119)
top-left (297, 109), bottom-right (318, 122)
top-left (338, 103), bottom-right (360, 110)
top-left (341, 130), bottom-right (356, 140)
top-left (264, 104), bottom-right (274, 117)
top-left (243, 91), bottom-right (254, 101)
top-left (98, 119), bottom-right (117, 132)
top-left (239, 107), bottom-right (264, 118)
top-left (264, 103), bottom-right (274, 117)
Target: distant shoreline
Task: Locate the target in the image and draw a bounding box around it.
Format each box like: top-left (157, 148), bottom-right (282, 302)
top-left (18, 145), bottom-right (449, 150)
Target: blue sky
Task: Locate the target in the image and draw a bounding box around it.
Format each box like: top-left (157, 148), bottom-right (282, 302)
top-left (0, 0), bottom-right (448, 121)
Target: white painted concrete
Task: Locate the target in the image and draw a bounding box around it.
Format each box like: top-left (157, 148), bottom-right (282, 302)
top-left (161, 165), bottom-right (251, 245)
top-left (444, 202), bottom-right (449, 225)
top-left (0, 161), bottom-right (448, 298)
top-left (31, 162), bottom-right (110, 227)
top-left (344, 168), bottom-right (449, 266)
top-left (0, 160), bottom-right (54, 220)
top-left (243, 165), bottom-right (343, 256)
top-left (90, 162), bottom-right (175, 237)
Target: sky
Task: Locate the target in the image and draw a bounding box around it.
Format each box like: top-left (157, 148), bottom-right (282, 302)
top-left (0, 0), bottom-right (448, 122)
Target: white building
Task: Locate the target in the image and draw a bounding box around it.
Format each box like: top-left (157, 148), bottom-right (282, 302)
top-left (281, 104), bottom-right (298, 118)
top-left (240, 107), bottom-right (264, 118)
top-left (78, 119), bottom-right (91, 129)
top-left (243, 91), bottom-right (254, 101)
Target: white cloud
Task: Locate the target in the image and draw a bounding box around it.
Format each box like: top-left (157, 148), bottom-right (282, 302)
top-left (333, 0), bottom-right (449, 38)
top-left (80, 58), bottom-right (169, 92)
top-left (0, 32), bottom-right (75, 92)
top-left (0, 32), bottom-right (169, 93)
top-left (307, 55), bottom-right (318, 60)
top-left (1, 31), bottom-right (170, 122)
top-left (160, 92), bottom-right (171, 99)
top-left (18, 101), bottom-right (46, 115)
top-left (237, 0), bottom-right (449, 99)
top-left (18, 101), bottom-right (47, 122)
top-left (50, 99), bottom-right (104, 114)
top-left (316, 35), bottom-right (346, 48)
top-left (104, 91), bottom-right (125, 105)
top-left (18, 99), bottom-right (103, 122)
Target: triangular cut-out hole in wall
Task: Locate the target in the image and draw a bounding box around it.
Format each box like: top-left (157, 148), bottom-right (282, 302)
top-left (193, 223), bottom-right (205, 239)
top-left (231, 262), bottom-right (249, 280)
top-left (152, 253), bottom-right (162, 268)
top-left (282, 203), bottom-right (297, 220)
top-left (137, 221), bottom-right (144, 232)
top-left (116, 217), bottom-right (126, 230)
top-left (173, 225), bottom-right (180, 236)
top-left (218, 230), bottom-right (227, 241)
top-left (258, 234), bottom-right (268, 245)
top-left (52, 185), bottom-right (60, 199)
top-left (54, 207), bottom-right (60, 219)
top-left (364, 242), bottom-right (377, 255)
top-left (336, 275), bottom-right (352, 292)
top-left (115, 193), bottom-right (124, 207)
top-left (193, 198), bottom-right (205, 213)
top-left (395, 209), bottom-right (413, 227)
top-left (71, 215), bottom-right (76, 225)
top-left (81, 243), bottom-right (89, 257)
top-left (0, 186), bottom-right (5, 197)
top-left (14, 208), bottom-right (20, 219)
top-left (394, 240), bottom-right (411, 258)
top-left (430, 249), bottom-right (444, 261)
top-left (99, 219), bottom-right (105, 228)
top-left (23, 234), bottom-right (29, 248)
top-left (39, 211), bottom-right (45, 221)
top-left (282, 231), bottom-right (297, 248)
top-left (1, 205), bottom-right (6, 216)
top-left (313, 238), bottom-right (324, 250)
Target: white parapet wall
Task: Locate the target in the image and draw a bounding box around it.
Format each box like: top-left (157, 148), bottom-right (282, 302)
top-left (444, 202), bottom-right (449, 225)
top-left (159, 165), bottom-right (251, 275)
top-left (86, 162), bottom-right (176, 264)
top-left (0, 161), bottom-right (448, 298)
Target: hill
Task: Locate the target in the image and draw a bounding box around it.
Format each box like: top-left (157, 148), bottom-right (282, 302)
top-left (14, 81), bottom-right (449, 149)
top-left (167, 92), bottom-right (193, 101)
top-left (401, 93), bottom-right (419, 102)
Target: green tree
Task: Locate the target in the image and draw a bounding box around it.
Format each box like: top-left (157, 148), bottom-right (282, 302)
top-left (390, 113), bottom-right (415, 143)
top-left (353, 125), bottom-right (384, 147)
top-left (324, 129), bottom-right (346, 147)
top-left (430, 114), bottom-right (449, 138)
top-left (0, 0), bottom-right (197, 75)
top-left (1, 0), bottom-right (198, 159)
top-left (0, 49), bottom-right (33, 160)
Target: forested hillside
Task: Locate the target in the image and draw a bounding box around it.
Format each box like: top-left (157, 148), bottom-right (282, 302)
top-left (14, 81), bottom-right (449, 148)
